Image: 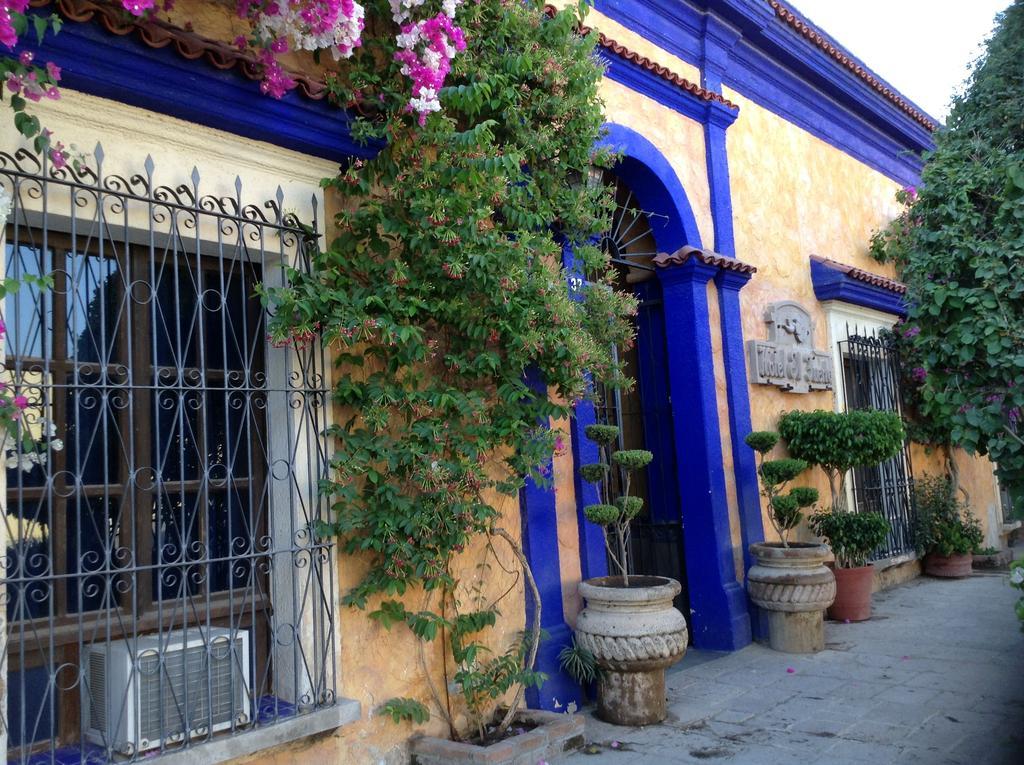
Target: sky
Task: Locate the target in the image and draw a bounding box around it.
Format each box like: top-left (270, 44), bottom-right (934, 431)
top-left (790, 0), bottom-right (1012, 120)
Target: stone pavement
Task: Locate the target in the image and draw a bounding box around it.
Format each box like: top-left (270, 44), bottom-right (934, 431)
top-left (566, 564), bottom-right (1024, 765)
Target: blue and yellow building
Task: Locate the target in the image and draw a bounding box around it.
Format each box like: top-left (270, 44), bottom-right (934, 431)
top-left (0, 0), bottom-right (1010, 763)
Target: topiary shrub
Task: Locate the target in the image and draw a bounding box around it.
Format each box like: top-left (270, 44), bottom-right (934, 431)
top-left (580, 423), bottom-right (652, 584)
top-left (744, 431), bottom-right (818, 546)
top-left (778, 409), bottom-right (905, 511)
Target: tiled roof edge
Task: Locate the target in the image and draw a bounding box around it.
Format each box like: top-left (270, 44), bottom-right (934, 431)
top-left (38, 0), bottom-right (329, 101)
top-left (766, 0), bottom-right (938, 132)
top-left (654, 246), bottom-right (757, 274)
top-left (544, 4), bottom-right (737, 110)
top-left (810, 254), bottom-right (906, 294)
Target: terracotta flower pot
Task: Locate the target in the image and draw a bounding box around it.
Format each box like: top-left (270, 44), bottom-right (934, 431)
top-left (575, 575), bottom-right (687, 727)
top-left (747, 542), bottom-right (836, 653)
top-left (828, 565), bottom-right (875, 622)
top-left (924, 552), bottom-right (973, 578)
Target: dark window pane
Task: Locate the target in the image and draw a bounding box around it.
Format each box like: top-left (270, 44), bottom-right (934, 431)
top-left (65, 250), bottom-right (122, 364)
top-left (67, 496), bottom-right (124, 614)
top-left (153, 388), bottom-right (201, 482)
top-left (152, 492), bottom-right (201, 600)
top-left (4, 499), bottom-right (52, 622)
top-left (3, 242), bottom-right (52, 359)
top-left (205, 390), bottom-right (252, 479)
top-left (65, 372), bottom-right (123, 486)
top-left (205, 269), bottom-right (246, 372)
top-left (6, 665), bottom-right (56, 747)
top-left (208, 488), bottom-right (252, 593)
top-left (154, 263), bottom-right (199, 369)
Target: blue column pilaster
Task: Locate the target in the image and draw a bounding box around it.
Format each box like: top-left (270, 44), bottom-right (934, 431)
top-left (657, 258), bottom-right (751, 651)
top-left (561, 241), bottom-right (609, 582)
top-left (568, 400), bottom-right (609, 581)
top-left (519, 391), bottom-right (584, 710)
top-left (714, 268), bottom-right (768, 639)
top-left (704, 103), bottom-right (738, 257)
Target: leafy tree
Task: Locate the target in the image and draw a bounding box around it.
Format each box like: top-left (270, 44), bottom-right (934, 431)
top-left (869, 1), bottom-right (1024, 493)
top-left (778, 409), bottom-right (905, 510)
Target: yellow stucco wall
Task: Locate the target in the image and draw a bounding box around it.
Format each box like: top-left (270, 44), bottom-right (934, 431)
top-left (723, 87), bottom-right (1001, 547)
top-left (4, 4), bottom-right (1009, 763)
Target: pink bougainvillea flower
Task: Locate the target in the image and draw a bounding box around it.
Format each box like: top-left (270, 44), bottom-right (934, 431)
top-left (13, 395), bottom-right (29, 409)
top-left (554, 435), bottom-right (565, 452)
top-left (121, 0), bottom-right (156, 17)
top-left (46, 61), bottom-right (61, 81)
top-left (786, 667), bottom-right (795, 674)
top-left (49, 144), bottom-right (67, 169)
top-left (18, 50), bottom-right (32, 65)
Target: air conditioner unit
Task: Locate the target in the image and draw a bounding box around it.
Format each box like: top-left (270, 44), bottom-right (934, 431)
top-left (84, 627), bottom-right (252, 755)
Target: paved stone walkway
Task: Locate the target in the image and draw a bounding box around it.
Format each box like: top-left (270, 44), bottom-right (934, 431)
top-left (566, 563), bottom-right (1024, 765)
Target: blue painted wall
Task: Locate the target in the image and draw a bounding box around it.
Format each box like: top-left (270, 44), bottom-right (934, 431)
top-left (16, 9), bottom-right (376, 163)
top-left (594, 0), bottom-right (933, 186)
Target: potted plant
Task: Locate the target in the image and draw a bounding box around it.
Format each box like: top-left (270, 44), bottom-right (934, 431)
top-left (744, 430), bottom-right (833, 653)
top-left (972, 546), bottom-right (1010, 569)
top-left (776, 409), bottom-right (905, 622)
top-left (808, 509), bottom-right (890, 621)
top-left (912, 476), bottom-right (983, 577)
top-left (573, 424), bottom-right (688, 726)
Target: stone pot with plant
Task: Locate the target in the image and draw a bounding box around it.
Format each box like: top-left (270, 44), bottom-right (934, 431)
top-left (912, 476), bottom-right (983, 577)
top-left (808, 509), bottom-right (890, 622)
top-left (744, 430), bottom-right (832, 653)
top-left (777, 408), bottom-right (906, 625)
top-left (572, 423), bottom-right (688, 727)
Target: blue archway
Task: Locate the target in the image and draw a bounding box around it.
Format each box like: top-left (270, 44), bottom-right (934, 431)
top-left (598, 123), bottom-right (703, 252)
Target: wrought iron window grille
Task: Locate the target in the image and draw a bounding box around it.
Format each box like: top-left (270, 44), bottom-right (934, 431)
top-left (839, 325), bottom-right (916, 559)
top-left (0, 145), bottom-right (336, 764)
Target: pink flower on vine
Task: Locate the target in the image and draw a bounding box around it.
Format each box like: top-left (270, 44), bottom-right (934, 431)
top-left (554, 435), bottom-right (565, 452)
top-left (1, 0), bottom-right (28, 49)
top-left (911, 367), bottom-right (927, 383)
top-left (121, 0), bottom-right (155, 16)
top-left (49, 144), bottom-right (67, 169)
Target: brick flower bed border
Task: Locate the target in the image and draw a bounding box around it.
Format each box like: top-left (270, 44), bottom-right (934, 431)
top-left (409, 710), bottom-right (585, 765)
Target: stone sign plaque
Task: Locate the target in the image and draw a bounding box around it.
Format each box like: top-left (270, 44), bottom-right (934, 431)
top-left (747, 301), bottom-right (833, 393)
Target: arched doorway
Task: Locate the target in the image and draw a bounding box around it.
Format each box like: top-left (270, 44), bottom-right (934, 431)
top-left (595, 170), bottom-right (690, 625)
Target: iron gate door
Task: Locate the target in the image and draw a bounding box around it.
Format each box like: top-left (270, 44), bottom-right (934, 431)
top-left (598, 285), bottom-right (690, 623)
top-left (840, 329), bottom-right (916, 557)
top-left (595, 171), bottom-right (689, 625)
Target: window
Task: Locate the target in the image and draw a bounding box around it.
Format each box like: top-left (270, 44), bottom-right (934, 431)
top-left (837, 325), bottom-right (915, 558)
top-left (1, 147), bottom-right (336, 763)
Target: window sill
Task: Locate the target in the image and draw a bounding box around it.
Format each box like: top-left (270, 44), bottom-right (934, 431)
top-left (871, 551), bottom-right (917, 571)
top-left (23, 700), bottom-right (362, 765)
top-left (155, 699), bottom-right (361, 765)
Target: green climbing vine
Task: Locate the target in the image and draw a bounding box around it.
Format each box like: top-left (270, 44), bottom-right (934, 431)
top-left (260, 0), bottom-right (635, 741)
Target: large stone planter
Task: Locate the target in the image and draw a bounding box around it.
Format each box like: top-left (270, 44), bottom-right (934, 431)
top-left (747, 543), bottom-right (836, 654)
top-left (924, 551), bottom-right (973, 578)
top-left (575, 576), bottom-right (687, 726)
top-left (409, 710), bottom-right (584, 764)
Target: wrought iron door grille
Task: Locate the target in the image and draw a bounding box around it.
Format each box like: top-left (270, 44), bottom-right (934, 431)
top-left (1, 145), bottom-right (336, 763)
top-left (839, 327), bottom-right (915, 558)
